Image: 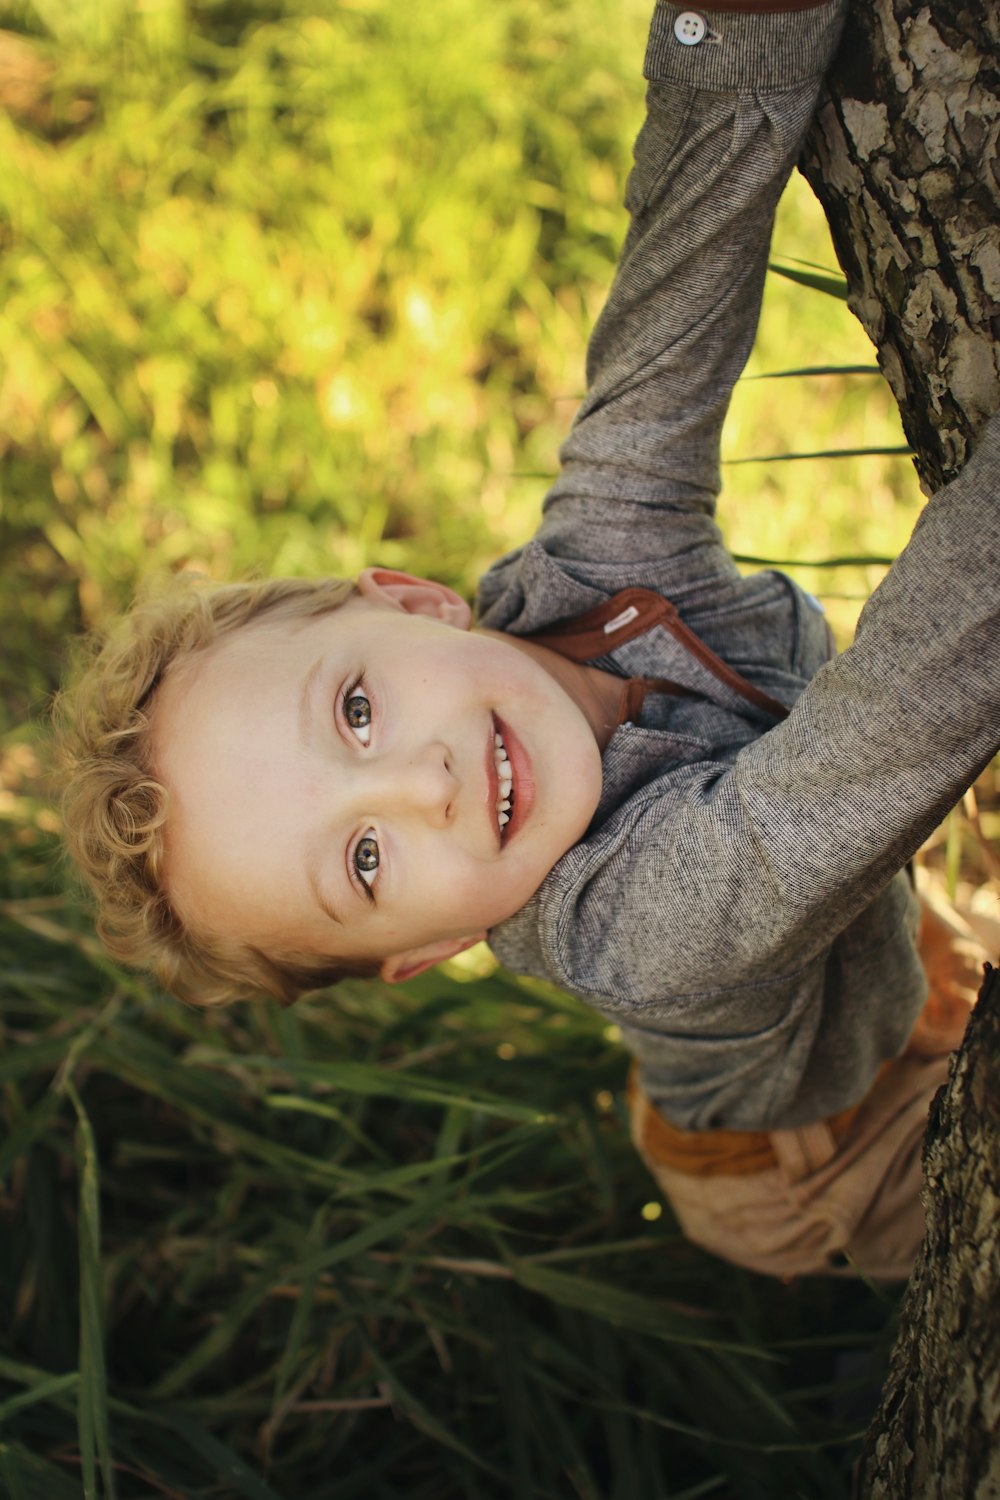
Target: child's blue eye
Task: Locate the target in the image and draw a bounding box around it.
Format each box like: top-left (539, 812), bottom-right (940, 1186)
top-left (354, 831), bottom-right (379, 890)
top-left (345, 691), bottom-right (371, 744)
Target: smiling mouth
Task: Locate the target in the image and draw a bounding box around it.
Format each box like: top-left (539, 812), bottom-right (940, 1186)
top-left (493, 729), bottom-right (515, 831)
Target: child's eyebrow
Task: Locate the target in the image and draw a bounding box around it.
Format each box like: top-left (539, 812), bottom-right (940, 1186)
top-left (298, 656), bottom-right (324, 748)
top-left (306, 862), bottom-right (344, 929)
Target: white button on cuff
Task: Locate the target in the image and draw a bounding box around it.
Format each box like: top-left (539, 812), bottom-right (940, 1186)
top-left (674, 10), bottom-right (708, 45)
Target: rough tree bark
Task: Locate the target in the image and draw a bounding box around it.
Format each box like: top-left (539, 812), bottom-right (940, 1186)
top-left (857, 969), bottom-right (1000, 1498)
top-left (801, 0), bottom-right (1000, 493)
top-left (798, 5), bottom-right (1000, 1494)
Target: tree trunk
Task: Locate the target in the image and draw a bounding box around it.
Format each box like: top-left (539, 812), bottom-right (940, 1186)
top-left (800, 0), bottom-right (1000, 494)
top-left (799, 6), bottom-right (1000, 1492)
top-left (855, 968), bottom-right (1000, 1498)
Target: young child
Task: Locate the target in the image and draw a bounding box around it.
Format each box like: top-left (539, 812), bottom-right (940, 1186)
top-left (56, 0), bottom-right (999, 1280)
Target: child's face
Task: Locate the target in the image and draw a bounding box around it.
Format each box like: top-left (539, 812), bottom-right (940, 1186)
top-left (152, 569), bottom-right (605, 981)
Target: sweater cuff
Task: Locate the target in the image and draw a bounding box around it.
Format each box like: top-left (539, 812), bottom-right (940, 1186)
top-left (646, 0), bottom-right (847, 90)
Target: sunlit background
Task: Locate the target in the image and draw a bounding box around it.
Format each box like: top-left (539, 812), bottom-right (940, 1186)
top-left (1, 2), bottom-right (997, 1496)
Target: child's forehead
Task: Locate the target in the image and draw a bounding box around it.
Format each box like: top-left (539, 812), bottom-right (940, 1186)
top-left (162, 594), bottom-right (486, 726)
top-left (203, 597), bottom-right (371, 668)
top-left (193, 592), bottom-right (466, 680)
top-left (151, 608), bottom-right (354, 781)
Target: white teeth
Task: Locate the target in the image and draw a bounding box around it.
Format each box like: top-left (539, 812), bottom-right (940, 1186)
top-left (493, 727), bottom-right (516, 831)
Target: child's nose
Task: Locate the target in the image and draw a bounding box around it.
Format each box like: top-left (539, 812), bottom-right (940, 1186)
top-left (364, 744), bottom-right (456, 826)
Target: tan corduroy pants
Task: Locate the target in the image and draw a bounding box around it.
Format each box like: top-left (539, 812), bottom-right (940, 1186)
top-left (629, 890), bottom-right (988, 1281)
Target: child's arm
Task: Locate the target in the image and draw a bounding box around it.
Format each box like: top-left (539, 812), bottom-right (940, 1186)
top-left (541, 421), bottom-right (1000, 1130)
top-left (518, 0), bottom-right (849, 581)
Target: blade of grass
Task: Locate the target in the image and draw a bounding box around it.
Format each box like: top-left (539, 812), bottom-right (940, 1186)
top-left (153, 1409), bottom-right (286, 1500)
top-left (767, 259), bottom-right (848, 298)
top-left (591, 1394), bottom-right (862, 1456)
top-left (347, 1304), bottom-right (503, 1481)
top-left (489, 1283), bottom-right (535, 1498)
top-left (531, 1381), bottom-right (606, 1500)
top-left (263, 1092), bottom-right (387, 1158)
top-left (0, 1038), bottom-right (76, 1086)
top-left (185, 1049), bottom-right (557, 1123)
top-left (744, 364), bottom-right (880, 378)
top-left (0, 1372), bottom-right (79, 1424)
top-left (725, 445), bottom-right (911, 464)
top-left (510, 1260), bottom-right (773, 1358)
top-left (65, 1081), bottom-right (116, 1500)
top-left (0, 1441), bottom-right (89, 1500)
top-left (732, 552), bottom-right (896, 568)
top-left (271, 1203), bottom-right (327, 1411)
top-left (0, 1092), bottom-right (63, 1178)
top-left (148, 1273), bottom-right (283, 1402)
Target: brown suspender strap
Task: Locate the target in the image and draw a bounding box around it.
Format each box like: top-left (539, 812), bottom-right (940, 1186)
top-left (528, 588), bottom-right (791, 722)
top-left (617, 675), bottom-right (691, 728)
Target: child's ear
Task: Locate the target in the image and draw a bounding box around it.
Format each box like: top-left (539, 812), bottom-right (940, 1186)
top-left (379, 932), bottom-right (488, 984)
top-left (356, 567), bottom-right (472, 629)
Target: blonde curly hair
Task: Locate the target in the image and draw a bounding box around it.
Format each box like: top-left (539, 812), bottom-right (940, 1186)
top-left (53, 574), bottom-right (381, 1008)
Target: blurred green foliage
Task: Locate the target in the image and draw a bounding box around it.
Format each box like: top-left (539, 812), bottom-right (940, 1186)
top-left (0, 0), bottom-right (936, 1495)
top-left (0, 0), bottom-right (654, 722)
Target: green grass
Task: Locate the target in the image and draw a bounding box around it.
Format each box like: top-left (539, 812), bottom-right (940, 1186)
top-left (2, 910), bottom-right (901, 1498)
top-left (0, 0), bottom-right (957, 1493)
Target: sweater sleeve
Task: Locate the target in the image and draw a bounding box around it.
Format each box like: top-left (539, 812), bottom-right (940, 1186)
top-left (533, 0), bottom-right (848, 570)
top-left (532, 417), bottom-right (1000, 1120)
top-left (498, 407), bottom-right (1000, 1131)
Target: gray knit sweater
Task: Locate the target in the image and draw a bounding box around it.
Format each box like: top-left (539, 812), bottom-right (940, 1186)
top-left (477, 0), bottom-right (1000, 1131)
